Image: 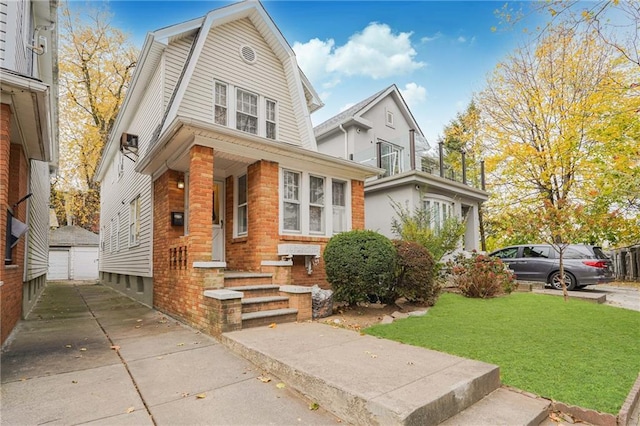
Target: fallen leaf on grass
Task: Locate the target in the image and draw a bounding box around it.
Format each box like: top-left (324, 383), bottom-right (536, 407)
top-left (126, 407), bottom-right (135, 414)
top-left (309, 402), bottom-right (319, 411)
top-left (258, 376), bottom-right (271, 383)
top-left (196, 393), bottom-right (206, 399)
top-left (276, 383), bottom-right (286, 389)
top-left (268, 323), bottom-right (277, 328)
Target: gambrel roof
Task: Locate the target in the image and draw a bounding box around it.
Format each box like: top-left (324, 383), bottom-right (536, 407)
top-left (96, 1), bottom-right (330, 182)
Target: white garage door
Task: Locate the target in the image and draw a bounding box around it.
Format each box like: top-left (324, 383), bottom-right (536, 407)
top-left (48, 250), bottom-right (69, 280)
top-left (72, 247), bottom-right (99, 280)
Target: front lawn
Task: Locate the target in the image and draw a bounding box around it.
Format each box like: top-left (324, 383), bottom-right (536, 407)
top-left (366, 292), bottom-right (640, 414)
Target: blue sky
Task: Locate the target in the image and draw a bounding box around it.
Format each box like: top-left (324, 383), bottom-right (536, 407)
top-left (86, 1), bottom-right (541, 145)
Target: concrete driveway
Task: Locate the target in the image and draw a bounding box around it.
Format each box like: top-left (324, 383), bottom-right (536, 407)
top-left (582, 284), bottom-right (640, 311)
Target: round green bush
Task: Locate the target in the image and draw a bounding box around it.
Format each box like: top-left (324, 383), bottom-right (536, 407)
top-left (323, 230), bottom-right (396, 306)
top-left (392, 240), bottom-right (439, 305)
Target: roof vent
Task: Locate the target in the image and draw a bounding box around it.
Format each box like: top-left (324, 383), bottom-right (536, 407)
top-left (240, 45), bottom-right (257, 64)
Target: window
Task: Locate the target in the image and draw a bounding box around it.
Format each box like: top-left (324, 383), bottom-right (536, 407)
top-left (237, 174), bottom-right (248, 236)
top-left (266, 99), bottom-right (277, 140)
top-left (378, 140), bottom-right (402, 177)
top-left (309, 176), bottom-right (325, 233)
top-left (110, 218), bottom-right (117, 253)
top-left (129, 196), bottom-right (141, 246)
top-left (424, 198), bottom-right (454, 230)
top-left (491, 247), bottom-right (519, 259)
top-left (236, 88), bottom-right (258, 134)
top-left (214, 81), bottom-right (228, 126)
top-left (522, 246), bottom-right (550, 258)
top-left (332, 180), bottom-right (347, 234)
top-left (283, 170), bottom-right (301, 232)
top-left (385, 109), bottom-right (394, 128)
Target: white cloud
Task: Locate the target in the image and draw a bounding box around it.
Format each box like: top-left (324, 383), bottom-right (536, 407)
top-left (457, 36), bottom-right (467, 43)
top-left (400, 82), bottom-right (427, 108)
top-left (294, 22), bottom-right (424, 87)
top-left (292, 38), bottom-right (335, 83)
top-left (327, 23), bottom-right (424, 79)
top-left (456, 35), bottom-right (477, 45)
top-left (421, 32), bottom-right (443, 43)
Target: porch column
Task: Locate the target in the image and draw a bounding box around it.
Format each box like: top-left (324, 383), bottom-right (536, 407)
top-left (188, 145), bottom-right (214, 262)
top-left (247, 160), bottom-right (279, 268)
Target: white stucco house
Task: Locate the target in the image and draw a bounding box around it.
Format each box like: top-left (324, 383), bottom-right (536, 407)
top-left (314, 84), bottom-right (488, 252)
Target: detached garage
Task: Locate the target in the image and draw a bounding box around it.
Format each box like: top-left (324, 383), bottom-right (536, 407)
top-left (48, 226), bottom-right (99, 280)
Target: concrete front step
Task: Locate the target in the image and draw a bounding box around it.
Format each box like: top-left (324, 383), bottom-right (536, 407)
top-left (241, 308), bottom-right (298, 328)
top-left (226, 285), bottom-right (281, 298)
top-left (440, 387), bottom-right (550, 426)
top-left (224, 272), bottom-right (273, 287)
top-left (221, 322), bottom-right (501, 425)
top-left (241, 296), bottom-right (290, 313)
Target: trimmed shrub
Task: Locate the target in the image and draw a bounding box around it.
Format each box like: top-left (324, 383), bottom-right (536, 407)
top-left (323, 230), bottom-right (396, 306)
top-left (392, 240), bottom-right (440, 305)
top-left (449, 251), bottom-right (516, 298)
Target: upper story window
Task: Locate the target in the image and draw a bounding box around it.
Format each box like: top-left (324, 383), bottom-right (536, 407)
top-left (236, 88), bottom-right (258, 135)
top-left (378, 140), bottom-right (402, 177)
top-left (266, 99), bottom-right (277, 140)
top-left (214, 81), bottom-right (228, 126)
top-left (212, 80), bottom-right (278, 140)
top-left (385, 109), bottom-right (394, 128)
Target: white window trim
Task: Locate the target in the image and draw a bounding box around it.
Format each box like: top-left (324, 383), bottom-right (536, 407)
top-left (385, 108), bottom-right (394, 128)
top-left (212, 80), bottom-right (278, 140)
top-left (379, 140), bottom-right (403, 177)
top-left (331, 179), bottom-right (348, 235)
top-left (423, 195), bottom-right (457, 230)
top-left (309, 175), bottom-right (325, 235)
top-left (213, 80), bottom-right (228, 126)
top-left (265, 98), bottom-right (277, 140)
top-left (279, 168), bottom-right (352, 237)
top-left (235, 86), bottom-right (259, 135)
top-left (129, 196), bottom-right (141, 247)
top-left (234, 173), bottom-right (249, 237)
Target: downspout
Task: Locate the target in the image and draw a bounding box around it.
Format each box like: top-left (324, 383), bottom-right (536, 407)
top-left (339, 124), bottom-right (348, 159)
top-left (409, 129), bottom-right (416, 171)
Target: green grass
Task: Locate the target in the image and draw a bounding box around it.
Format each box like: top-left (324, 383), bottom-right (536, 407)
top-left (366, 292), bottom-right (640, 414)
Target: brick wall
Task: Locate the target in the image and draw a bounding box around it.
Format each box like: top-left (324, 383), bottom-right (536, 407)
top-left (153, 146), bottom-right (215, 330)
top-left (351, 179), bottom-right (365, 229)
top-left (1, 104), bottom-right (29, 344)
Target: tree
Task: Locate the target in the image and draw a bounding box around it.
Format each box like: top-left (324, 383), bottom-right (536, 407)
top-left (478, 25), bottom-right (639, 249)
top-left (53, 1), bottom-right (138, 230)
top-left (497, 1), bottom-right (640, 69)
top-left (390, 198), bottom-right (466, 262)
top-left (439, 101), bottom-right (487, 249)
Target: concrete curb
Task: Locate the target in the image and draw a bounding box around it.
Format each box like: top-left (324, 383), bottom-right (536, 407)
top-left (550, 374), bottom-right (640, 426)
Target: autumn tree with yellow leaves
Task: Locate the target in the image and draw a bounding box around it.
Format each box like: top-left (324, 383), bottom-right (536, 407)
top-left (53, 2), bottom-right (137, 230)
top-left (478, 25), bottom-right (639, 250)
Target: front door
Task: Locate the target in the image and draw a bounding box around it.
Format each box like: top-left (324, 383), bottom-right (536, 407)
top-left (212, 180), bottom-right (225, 261)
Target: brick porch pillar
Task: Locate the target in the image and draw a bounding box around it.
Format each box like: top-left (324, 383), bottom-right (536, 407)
top-left (247, 160), bottom-right (279, 268)
top-left (188, 145), bottom-right (214, 262)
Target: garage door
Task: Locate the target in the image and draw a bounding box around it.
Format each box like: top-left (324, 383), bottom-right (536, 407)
top-left (48, 250), bottom-right (69, 280)
top-left (72, 247), bottom-right (99, 280)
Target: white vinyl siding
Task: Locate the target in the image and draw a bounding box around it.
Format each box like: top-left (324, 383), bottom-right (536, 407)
top-left (98, 64), bottom-right (160, 277)
top-left (25, 160), bottom-right (50, 280)
top-left (178, 18), bottom-right (303, 146)
top-left (0, 1), bottom-right (8, 65)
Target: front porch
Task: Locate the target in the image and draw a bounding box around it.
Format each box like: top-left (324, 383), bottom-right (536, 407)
top-left (150, 138), bottom-right (367, 334)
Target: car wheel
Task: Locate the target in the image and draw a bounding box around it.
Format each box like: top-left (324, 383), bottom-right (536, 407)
top-left (550, 271), bottom-right (576, 291)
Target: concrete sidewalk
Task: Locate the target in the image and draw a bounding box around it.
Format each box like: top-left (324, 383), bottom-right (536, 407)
top-left (1, 282), bottom-right (339, 425)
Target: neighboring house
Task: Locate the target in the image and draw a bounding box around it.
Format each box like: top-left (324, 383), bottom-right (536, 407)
top-left (0, 0), bottom-right (58, 345)
top-left (315, 85), bottom-right (488, 253)
top-left (48, 226), bottom-right (99, 281)
top-left (95, 1), bottom-right (378, 332)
